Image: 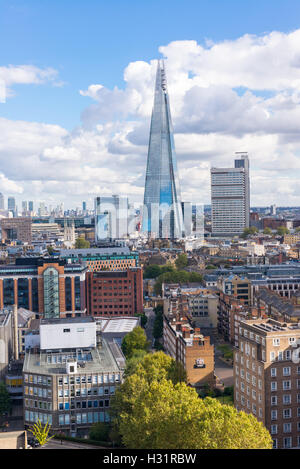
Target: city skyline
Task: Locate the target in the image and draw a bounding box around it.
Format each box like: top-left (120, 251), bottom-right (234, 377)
top-left (1, 1), bottom-right (300, 208)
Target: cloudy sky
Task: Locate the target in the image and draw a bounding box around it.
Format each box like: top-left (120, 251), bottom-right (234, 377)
top-left (1, 0), bottom-right (300, 210)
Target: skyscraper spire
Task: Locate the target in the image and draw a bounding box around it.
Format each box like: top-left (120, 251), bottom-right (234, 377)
top-left (142, 60), bottom-right (184, 239)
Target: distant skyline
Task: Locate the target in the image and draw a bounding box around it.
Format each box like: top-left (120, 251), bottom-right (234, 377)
top-left (1, 0), bottom-right (300, 208)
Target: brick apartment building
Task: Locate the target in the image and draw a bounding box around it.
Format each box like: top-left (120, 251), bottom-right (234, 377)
top-left (234, 318), bottom-right (300, 449)
top-left (85, 267), bottom-right (143, 317)
top-left (163, 293), bottom-right (214, 388)
top-left (218, 291), bottom-right (259, 346)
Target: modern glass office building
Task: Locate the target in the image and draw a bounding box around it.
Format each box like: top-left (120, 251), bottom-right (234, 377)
top-left (142, 60), bottom-right (184, 239)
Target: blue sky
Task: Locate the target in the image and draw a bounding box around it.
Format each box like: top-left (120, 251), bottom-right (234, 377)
top-left (1, 0), bottom-right (300, 130)
top-left (1, 0), bottom-right (300, 208)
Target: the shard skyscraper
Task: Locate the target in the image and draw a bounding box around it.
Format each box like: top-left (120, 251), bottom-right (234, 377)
top-left (142, 60), bottom-right (184, 239)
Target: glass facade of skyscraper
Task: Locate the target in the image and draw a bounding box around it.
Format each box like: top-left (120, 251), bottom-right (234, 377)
top-left (142, 60), bottom-right (184, 239)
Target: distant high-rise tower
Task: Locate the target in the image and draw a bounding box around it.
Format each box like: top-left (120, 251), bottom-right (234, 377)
top-left (211, 152), bottom-right (250, 236)
top-left (94, 195), bottom-right (128, 241)
top-left (142, 60), bottom-right (184, 239)
top-left (0, 193), bottom-right (4, 210)
top-left (8, 197), bottom-right (15, 211)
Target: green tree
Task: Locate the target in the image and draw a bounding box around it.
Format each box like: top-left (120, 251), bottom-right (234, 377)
top-left (110, 352), bottom-right (187, 429)
top-left (75, 237), bottom-right (90, 248)
top-left (123, 349), bottom-right (149, 378)
top-left (89, 422), bottom-right (110, 441)
top-left (175, 253), bottom-right (188, 270)
top-left (154, 270), bottom-right (190, 296)
top-left (121, 326), bottom-right (149, 359)
top-left (47, 245), bottom-right (54, 255)
top-left (153, 306), bottom-right (163, 339)
top-left (263, 227), bottom-right (272, 235)
top-left (241, 226), bottom-right (258, 239)
top-left (117, 379), bottom-right (272, 449)
top-left (0, 382), bottom-right (11, 415)
top-left (143, 265), bottom-right (162, 279)
top-left (205, 264), bottom-right (216, 270)
top-left (277, 226), bottom-right (289, 236)
top-left (29, 419), bottom-right (54, 446)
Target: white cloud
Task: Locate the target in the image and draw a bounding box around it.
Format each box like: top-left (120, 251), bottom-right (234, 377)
top-left (0, 65), bottom-right (59, 103)
top-left (3, 30), bottom-right (300, 207)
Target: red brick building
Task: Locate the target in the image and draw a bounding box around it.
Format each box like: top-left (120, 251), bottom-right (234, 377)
top-left (86, 267), bottom-right (143, 317)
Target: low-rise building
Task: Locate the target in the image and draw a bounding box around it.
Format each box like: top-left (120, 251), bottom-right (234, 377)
top-left (23, 317), bottom-right (125, 438)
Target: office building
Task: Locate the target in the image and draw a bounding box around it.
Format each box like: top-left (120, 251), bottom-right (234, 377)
top-left (0, 308), bottom-right (13, 380)
top-left (23, 317), bottom-right (125, 438)
top-left (211, 152), bottom-right (250, 236)
top-left (7, 197), bottom-right (16, 212)
top-left (234, 318), bottom-right (300, 449)
top-left (142, 60), bottom-right (184, 240)
top-left (86, 268), bottom-right (143, 317)
top-left (181, 202), bottom-right (192, 237)
top-left (0, 193), bottom-right (4, 210)
top-left (28, 201), bottom-right (34, 212)
top-left (59, 247), bottom-right (139, 272)
top-left (0, 258), bottom-right (87, 317)
top-left (94, 195), bottom-right (128, 241)
top-left (0, 217), bottom-right (32, 244)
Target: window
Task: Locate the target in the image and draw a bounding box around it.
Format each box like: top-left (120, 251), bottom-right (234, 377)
top-left (283, 408), bottom-right (292, 419)
top-left (283, 437), bottom-right (292, 449)
top-left (283, 380), bottom-right (291, 391)
top-left (271, 368), bottom-right (277, 377)
top-left (283, 367), bottom-right (291, 377)
top-left (271, 396), bottom-right (277, 406)
top-left (271, 410), bottom-right (277, 420)
top-left (270, 351), bottom-right (276, 362)
top-left (271, 382), bottom-right (277, 391)
top-left (284, 423), bottom-right (292, 433)
top-left (273, 338), bottom-right (280, 346)
top-left (285, 350), bottom-right (291, 360)
top-left (271, 425), bottom-right (278, 435)
top-left (283, 395), bottom-right (291, 405)
top-left (63, 329), bottom-right (70, 333)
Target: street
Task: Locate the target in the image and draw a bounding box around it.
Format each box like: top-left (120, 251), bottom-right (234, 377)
top-left (144, 306), bottom-right (155, 349)
top-left (36, 439), bottom-right (105, 449)
top-left (214, 355), bottom-right (234, 387)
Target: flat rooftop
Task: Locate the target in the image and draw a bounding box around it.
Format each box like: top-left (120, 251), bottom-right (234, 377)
top-left (241, 318), bottom-right (300, 334)
top-left (59, 247), bottom-right (132, 257)
top-left (23, 338), bottom-right (125, 375)
top-left (41, 317), bottom-right (95, 325)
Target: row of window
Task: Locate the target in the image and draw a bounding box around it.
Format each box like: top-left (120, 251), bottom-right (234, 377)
top-left (270, 423), bottom-right (300, 434)
top-left (25, 411), bottom-right (52, 425)
top-left (24, 387), bottom-right (52, 398)
top-left (58, 399), bottom-right (110, 410)
top-left (58, 387), bottom-right (115, 398)
top-left (25, 399), bottom-right (52, 410)
top-left (59, 411), bottom-right (110, 426)
top-left (24, 374), bottom-right (51, 386)
top-left (57, 373), bottom-right (119, 385)
top-left (270, 395), bottom-right (300, 406)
